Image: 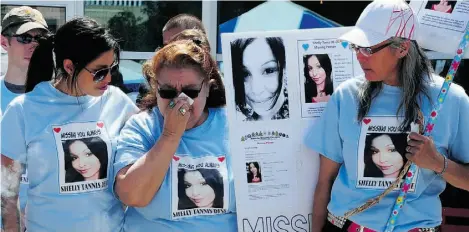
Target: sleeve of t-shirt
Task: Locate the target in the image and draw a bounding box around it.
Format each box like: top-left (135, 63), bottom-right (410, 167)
top-left (303, 92), bottom-right (343, 164)
top-left (0, 101), bottom-right (27, 163)
top-left (113, 114), bottom-right (153, 174)
top-left (115, 86), bottom-right (139, 125)
top-left (449, 92), bottom-right (469, 163)
top-left (112, 114), bottom-right (153, 196)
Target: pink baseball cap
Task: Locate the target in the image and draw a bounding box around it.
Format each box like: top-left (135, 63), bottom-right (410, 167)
top-left (339, 0), bottom-right (419, 47)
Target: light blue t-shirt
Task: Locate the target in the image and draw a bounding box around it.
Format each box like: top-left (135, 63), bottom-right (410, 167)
top-left (1, 76), bottom-right (21, 114)
top-left (113, 107), bottom-right (238, 232)
top-left (0, 81), bottom-right (138, 232)
top-left (304, 74), bottom-right (469, 231)
top-left (0, 76), bottom-right (28, 219)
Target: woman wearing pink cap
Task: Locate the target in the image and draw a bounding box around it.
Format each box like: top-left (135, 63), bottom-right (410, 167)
top-left (305, 0), bottom-right (469, 231)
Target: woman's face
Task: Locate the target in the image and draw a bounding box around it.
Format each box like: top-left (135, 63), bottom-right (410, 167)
top-left (69, 140), bottom-right (101, 180)
top-left (184, 170), bottom-right (216, 208)
top-left (242, 39), bottom-right (280, 115)
top-left (307, 55), bottom-right (327, 85)
top-left (156, 67), bottom-right (209, 129)
top-left (370, 135), bottom-right (404, 177)
top-left (249, 163), bottom-right (258, 175)
top-left (75, 49), bottom-right (116, 97)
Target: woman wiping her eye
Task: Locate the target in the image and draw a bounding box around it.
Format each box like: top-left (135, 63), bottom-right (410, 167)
top-left (113, 32), bottom-right (237, 232)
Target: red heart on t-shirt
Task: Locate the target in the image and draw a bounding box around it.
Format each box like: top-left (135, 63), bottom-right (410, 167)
top-left (218, 157), bottom-right (225, 162)
top-left (97, 122), bottom-right (104, 128)
top-left (363, 118), bottom-right (371, 125)
top-left (173, 156), bottom-right (180, 161)
top-left (53, 128), bottom-right (61, 133)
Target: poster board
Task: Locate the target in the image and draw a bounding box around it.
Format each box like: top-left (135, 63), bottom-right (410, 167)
top-left (410, 0), bottom-right (469, 57)
top-left (221, 27), bottom-right (364, 231)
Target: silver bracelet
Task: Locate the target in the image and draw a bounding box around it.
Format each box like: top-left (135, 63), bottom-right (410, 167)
top-left (436, 155), bottom-right (448, 176)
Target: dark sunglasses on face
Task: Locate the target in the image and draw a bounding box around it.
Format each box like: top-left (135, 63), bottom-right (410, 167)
top-left (157, 81), bottom-right (204, 99)
top-left (11, 34), bottom-right (43, 44)
top-left (84, 62), bottom-right (119, 83)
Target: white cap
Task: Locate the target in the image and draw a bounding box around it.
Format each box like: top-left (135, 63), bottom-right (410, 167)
top-left (339, 0), bottom-right (419, 47)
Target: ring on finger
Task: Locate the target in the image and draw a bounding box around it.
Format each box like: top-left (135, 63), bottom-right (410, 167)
top-left (179, 107), bottom-right (187, 116)
top-left (406, 146), bottom-right (411, 153)
top-left (169, 101), bottom-right (176, 109)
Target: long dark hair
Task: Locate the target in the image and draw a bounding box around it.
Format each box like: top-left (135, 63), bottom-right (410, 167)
top-left (303, 54), bottom-right (333, 102)
top-left (231, 37), bottom-right (286, 118)
top-left (26, 17), bottom-right (120, 92)
top-left (363, 133), bottom-right (408, 178)
top-left (177, 168), bottom-right (224, 210)
top-left (62, 137), bottom-right (108, 183)
top-left (247, 162), bottom-right (262, 183)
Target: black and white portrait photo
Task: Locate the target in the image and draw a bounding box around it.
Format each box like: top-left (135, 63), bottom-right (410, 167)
top-left (230, 37), bottom-right (289, 121)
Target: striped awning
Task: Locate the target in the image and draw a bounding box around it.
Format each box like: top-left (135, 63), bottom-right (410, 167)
top-left (217, 1), bottom-right (341, 54)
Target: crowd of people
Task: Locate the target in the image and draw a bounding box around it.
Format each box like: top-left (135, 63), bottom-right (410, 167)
top-left (1, 0), bottom-right (468, 232)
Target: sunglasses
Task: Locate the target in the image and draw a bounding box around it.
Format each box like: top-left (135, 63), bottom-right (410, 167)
top-left (349, 42), bottom-right (392, 57)
top-left (11, 34), bottom-right (43, 44)
top-left (157, 80), bottom-right (204, 99)
top-left (84, 62), bottom-right (119, 83)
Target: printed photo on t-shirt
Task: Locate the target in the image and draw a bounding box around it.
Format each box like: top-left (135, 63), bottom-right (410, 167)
top-left (52, 121), bottom-right (111, 194)
top-left (356, 116), bottom-right (419, 192)
top-left (171, 155), bottom-right (229, 220)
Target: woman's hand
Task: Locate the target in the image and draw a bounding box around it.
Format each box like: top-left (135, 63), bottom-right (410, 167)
top-left (405, 132), bottom-right (445, 173)
top-left (162, 97), bottom-right (191, 139)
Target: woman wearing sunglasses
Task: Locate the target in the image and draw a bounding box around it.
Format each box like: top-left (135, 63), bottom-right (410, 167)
top-left (0, 17), bottom-right (138, 232)
top-left (305, 1), bottom-right (469, 232)
top-left (113, 39), bottom-right (237, 232)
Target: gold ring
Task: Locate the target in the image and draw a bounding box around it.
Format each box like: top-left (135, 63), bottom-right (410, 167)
top-left (179, 108), bottom-right (186, 116)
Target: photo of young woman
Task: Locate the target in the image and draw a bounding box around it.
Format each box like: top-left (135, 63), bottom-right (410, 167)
top-left (363, 133), bottom-right (408, 179)
top-left (231, 37), bottom-right (289, 121)
top-left (303, 54), bottom-right (333, 103)
top-left (177, 168), bottom-right (224, 210)
top-left (246, 162), bottom-right (262, 183)
top-left (62, 137), bottom-right (108, 183)
top-left (425, 0), bottom-right (457, 14)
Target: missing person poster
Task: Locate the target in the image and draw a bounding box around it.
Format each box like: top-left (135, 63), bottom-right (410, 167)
top-left (410, 0), bottom-right (469, 56)
top-left (241, 127), bottom-right (297, 204)
top-left (356, 116), bottom-right (420, 192)
top-left (221, 27), bottom-right (361, 232)
top-left (171, 155), bottom-right (230, 220)
top-left (297, 38), bottom-right (362, 118)
top-left (52, 121), bottom-right (112, 194)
